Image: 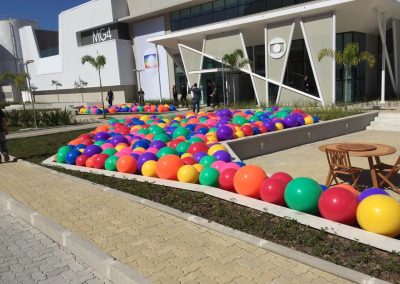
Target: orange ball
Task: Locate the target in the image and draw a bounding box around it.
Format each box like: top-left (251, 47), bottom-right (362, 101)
top-left (331, 184), bottom-right (360, 196)
top-left (233, 165), bottom-right (267, 198)
top-left (95, 125), bottom-right (109, 133)
top-left (116, 155), bottom-right (137, 174)
top-left (86, 156), bottom-right (94, 168)
top-left (156, 154), bottom-right (184, 180)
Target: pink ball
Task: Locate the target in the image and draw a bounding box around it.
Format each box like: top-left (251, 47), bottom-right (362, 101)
top-left (101, 143), bottom-right (114, 150)
top-left (114, 152), bottom-right (125, 157)
top-left (211, 161), bottom-right (226, 172)
top-left (220, 162), bottom-right (241, 173)
top-left (270, 172), bottom-right (293, 186)
top-left (119, 148), bottom-right (132, 155)
top-left (146, 147), bottom-right (158, 154)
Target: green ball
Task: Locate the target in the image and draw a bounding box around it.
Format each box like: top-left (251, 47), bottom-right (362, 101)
top-left (284, 177), bottom-right (322, 214)
top-left (200, 155), bottom-right (216, 168)
top-left (102, 148), bottom-right (117, 156)
top-left (232, 116), bottom-right (248, 126)
top-left (157, 147), bottom-right (178, 158)
top-left (199, 167), bottom-right (220, 187)
top-left (108, 118), bottom-right (118, 124)
top-left (188, 137), bottom-right (203, 144)
top-left (148, 125), bottom-right (164, 135)
top-left (138, 106), bottom-right (144, 112)
top-left (249, 116), bottom-right (259, 122)
top-left (176, 142), bottom-right (190, 154)
top-left (56, 151), bottom-right (68, 163)
top-left (57, 146), bottom-right (71, 155)
top-left (94, 141), bottom-right (105, 146)
top-left (209, 127), bottom-right (217, 133)
top-left (153, 133), bottom-right (171, 143)
top-left (276, 111), bottom-right (289, 119)
top-left (105, 156), bottom-right (119, 171)
top-left (137, 129), bottom-right (150, 135)
top-left (173, 127), bottom-right (190, 139)
top-left (199, 117), bottom-right (208, 123)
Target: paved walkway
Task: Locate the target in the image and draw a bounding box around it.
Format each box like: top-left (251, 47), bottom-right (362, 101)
top-left (0, 208), bottom-right (104, 284)
top-left (0, 161), bottom-right (351, 284)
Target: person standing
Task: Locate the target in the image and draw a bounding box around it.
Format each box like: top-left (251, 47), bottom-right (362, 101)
top-left (211, 82), bottom-right (220, 109)
top-left (190, 83), bottom-right (201, 114)
top-left (180, 83), bottom-right (188, 108)
top-left (206, 80), bottom-right (212, 107)
top-left (0, 109), bottom-right (9, 163)
top-left (138, 88), bottom-right (145, 105)
top-left (302, 74), bottom-right (310, 93)
top-left (106, 89), bottom-right (114, 106)
top-left (172, 85), bottom-right (178, 106)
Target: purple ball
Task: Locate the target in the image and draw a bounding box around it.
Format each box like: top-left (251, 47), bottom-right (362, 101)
top-left (283, 116), bottom-right (299, 128)
top-left (219, 109), bottom-right (233, 118)
top-left (129, 153), bottom-right (140, 160)
top-left (94, 132), bottom-right (110, 141)
top-left (110, 135), bottom-right (129, 146)
top-left (137, 152), bottom-right (158, 171)
top-left (149, 140), bottom-right (166, 150)
top-left (216, 125), bottom-right (233, 141)
top-left (83, 145), bottom-right (102, 157)
top-left (213, 150), bottom-right (232, 162)
top-left (194, 152), bottom-right (207, 162)
top-left (358, 188), bottom-right (389, 202)
top-left (263, 120), bottom-right (275, 132)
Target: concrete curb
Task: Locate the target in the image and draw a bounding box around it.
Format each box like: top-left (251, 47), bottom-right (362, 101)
top-left (0, 191), bottom-right (151, 284)
top-left (16, 159), bottom-right (389, 284)
top-left (41, 156), bottom-right (400, 255)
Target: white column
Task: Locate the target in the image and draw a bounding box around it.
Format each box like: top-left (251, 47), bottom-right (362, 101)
top-left (377, 12), bottom-right (386, 104)
top-left (332, 12), bottom-right (336, 105)
top-left (393, 19), bottom-right (399, 97)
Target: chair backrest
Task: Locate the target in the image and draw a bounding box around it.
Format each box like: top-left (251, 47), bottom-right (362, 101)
top-left (325, 148), bottom-right (352, 170)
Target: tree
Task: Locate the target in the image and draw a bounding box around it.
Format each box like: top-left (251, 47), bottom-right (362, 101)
top-left (222, 49), bottom-right (250, 109)
top-left (81, 54), bottom-right (107, 118)
top-left (74, 77), bottom-right (88, 103)
top-left (318, 42), bottom-right (376, 103)
top-left (51, 80), bottom-right (62, 102)
top-left (0, 72), bottom-right (28, 109)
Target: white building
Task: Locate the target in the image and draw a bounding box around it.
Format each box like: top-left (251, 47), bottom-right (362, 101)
top-left (14, 0), bottom-right (400, 106)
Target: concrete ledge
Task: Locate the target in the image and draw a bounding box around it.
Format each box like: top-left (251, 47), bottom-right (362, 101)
top-left (31, 214), bottom-right (70, 246)
top-left (108, 261), bottom-right (152, 284)
top-left (7, 199), bottom-right (36, 224)
top-left (0, 191), bottom-right (13, 208)
top-left (227, 111), bottom-right (379, 160)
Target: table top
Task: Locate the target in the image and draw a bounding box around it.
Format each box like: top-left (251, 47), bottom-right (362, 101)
top-left (319, 143), bottom-right (396, 157)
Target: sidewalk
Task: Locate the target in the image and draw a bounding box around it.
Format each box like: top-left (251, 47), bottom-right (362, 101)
top-left (0, 161), bottom-right (352, 284)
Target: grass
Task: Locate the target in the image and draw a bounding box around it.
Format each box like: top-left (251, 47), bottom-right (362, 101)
top-left (7, 129), bottom-right (400, 283)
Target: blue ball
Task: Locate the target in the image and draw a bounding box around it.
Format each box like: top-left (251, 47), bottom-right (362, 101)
top-left (65, 149), bottom-right (82, 165)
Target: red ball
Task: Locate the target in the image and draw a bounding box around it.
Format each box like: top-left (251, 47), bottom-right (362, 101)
top-left (240, 125), bottom-right (254, 136)
top-left (182, 157), bottom-right (196, 165)
top-left (92, 154), bottom-right (109, 169)
top-left (259, 178), bottom-right (286, 206)
top-left (270, 172), bottom-right (293, 187)
top-left (188, 142), bottom-right (208, 155)
top-left (76, 155), bottom-right (89, 167)
top-left (318, 187), bottom-right (359, 224)
top-left (258, 125), bottom-right (268, 133)
top-left (116, 155), bottom-right (138, 174)
top-left (219, 168), bottom-right (237, 192)
top-left (79, 138), bottom-right (94, 146)
top-left (169, 139), bottom-right (185, 149)
top-left (115, 125), bottom-right (130, 135)
top-left (78, 134), bottom-right (93, 140)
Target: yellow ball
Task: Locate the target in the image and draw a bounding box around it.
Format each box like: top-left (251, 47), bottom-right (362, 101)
top-left (208, 144), bottom-right (227, 156)
top-left (140, 115), bottom-right (150, 121)
top-left (181, 153), bottom-right (194, 159)
top-left (141, 160), bottom-right (157, 177)
top-left (235, 130), bottom-right (245, 138)
top-left (356, 195), bottom-right (400, 237)
top-left (157, 123), bottom-right (166, 128)
top-left (275, 122), bottom-right (284, 131)
top-left (115, 143), bottom-right (128, 152)
top-left (304, 116), bottom-right (314, 125)
top-left (132, 125), bottom-right (142, 130)
top-left (177, 165), bottom-right (199, 183)
top-left (193, 163), bottom-right (204, 173)
top-left (134, 147), bottom-right (146, 153)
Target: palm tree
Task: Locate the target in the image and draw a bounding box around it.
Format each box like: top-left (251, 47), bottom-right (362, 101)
top-left (0, 72), bottom-right (28, 109)
top-left (318, 42), bottom-right (376, 103)
top-left (51, 80), bottom-right (62, 102)
top-left (74, 77), bottom-right (88, 103)
top-left (81, 54), bottom-right (107, 118)
top-left (222, 49), bottom-right (250, 109)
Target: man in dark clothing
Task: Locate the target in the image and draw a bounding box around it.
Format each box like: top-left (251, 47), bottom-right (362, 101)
top-left (172, 85), bottom-right (178, 106)
top-left (206, 80), bottom-right (212, 107)
top-left (138, 88), bottom-right (145, 105)
top-left (0, 109), bottom-right (9, 163)
top-left (106, 89), bottom-right (114, 106)
top-left (211, 82), bottom-right (220, 109)
top-left (180, 83), bottom-right (188, 108)
top-left (190, 83), bottom-right (201, 113)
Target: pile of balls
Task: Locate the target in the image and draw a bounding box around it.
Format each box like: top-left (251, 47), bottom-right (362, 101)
top-left (79, 103), bottom-right (176, 115)
top-left (54, 108), bottom-right (400, 237)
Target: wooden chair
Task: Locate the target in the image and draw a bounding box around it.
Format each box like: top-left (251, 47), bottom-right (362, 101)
top-left (375, 156), bottom-right (400, 194)
top-left (325, 148), bottom-right (363, 187)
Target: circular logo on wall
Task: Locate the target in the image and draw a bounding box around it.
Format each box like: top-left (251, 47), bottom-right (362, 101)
top-left (268, 38), bottom-right (286, 59)
top-left (143, 47), bottom-right (158, 75)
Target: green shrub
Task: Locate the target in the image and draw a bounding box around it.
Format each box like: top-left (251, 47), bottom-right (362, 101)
top-left (5, 108), bottom-right (73, 128)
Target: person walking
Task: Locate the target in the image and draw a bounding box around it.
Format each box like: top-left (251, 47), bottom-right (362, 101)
top-left (211, 82), bottom-right (220, 109)
top-left (172, 85), bottom-right (178, 106)
top-left (106, 89), bottom-right (114, 106)
top-left (190, 83), bottom-right (201, 114)
top-left (138, 88), bottom-right (145, 105)
top-left (206, 80), bottom-right (212, 107)
top-left (0, 109), bottom-right (9, 163)
top-left (180, 83), bottom-right (188, 108)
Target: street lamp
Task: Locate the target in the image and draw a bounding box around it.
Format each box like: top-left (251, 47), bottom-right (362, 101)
top-left (132, 69), bottom-right (144, 92)
top-left (24, 60), bottom-right (37, 129)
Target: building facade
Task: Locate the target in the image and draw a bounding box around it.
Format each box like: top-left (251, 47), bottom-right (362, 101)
top-left (16, 0), bottom-right (400, 106)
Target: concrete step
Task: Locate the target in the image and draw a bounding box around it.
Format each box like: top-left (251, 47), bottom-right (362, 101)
top-left (366, 125), bottom-right (400, 131)
top-left (376, 112), bottom-right (400, 118)
top-left (370, 120), bottom-right (400, 127)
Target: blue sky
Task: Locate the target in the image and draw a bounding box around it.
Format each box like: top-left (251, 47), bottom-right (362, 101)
top-left (1, 0), bottom-right (90, 30)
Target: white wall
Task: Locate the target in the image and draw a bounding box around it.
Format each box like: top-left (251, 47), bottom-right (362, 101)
top-left (18, 0), bottom-right (135, 92)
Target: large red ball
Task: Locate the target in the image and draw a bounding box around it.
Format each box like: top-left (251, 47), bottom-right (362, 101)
top-left (169, 139), bottom-right (185, 149)
top-left (259, 178), bottom-right (286, 206)
top-left (318, 187), bottom-right (359, 224)
top-left (219, 168), bottom-right (237, 192)
top-left (270, 172), bottom-right (293, 187)
top-left (188, 142), bottom-right (208, 155)
top-left (182, 157), bottom-right (196, 165)
top-left (76, 155), bottom-right (89, 167)
top-left (92, 154), bottom-right (109, 169)
top-left (240, 125), bottom-right (254, 136)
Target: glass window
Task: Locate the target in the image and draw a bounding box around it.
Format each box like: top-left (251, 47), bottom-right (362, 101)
top-left (226, 7), bottom-right (238, 19)
top-left (171, 11), bottom-right (180, 22)
top-left (213, 0), bottom-right (225, 22)
top-left (202, 2), bottom-right (213, 13)
top-left (171, 21), bottom-right (181, 31)
top-left (180, 8), bottom-right (190, 19)
top-left (226, 0), bottom-right (237, 7)
top-left (252, 0), bottom-right (266, 13)
top-left (267, 0), bottom-right (282, 10)
top-left (238, 3), bottom-right (252, 16)
top-left (191, 5), bottom-right (202, 16)
top-left (254, 45), bottom-right (265, 76)
top-left (282, 0), bottom-right (296, 6)
top-left (246, 46), bottom-right (254, 72)
top-left (214, 0), bottom-right (225, 10)
top-left (191, 5), bottom-right (202, 26)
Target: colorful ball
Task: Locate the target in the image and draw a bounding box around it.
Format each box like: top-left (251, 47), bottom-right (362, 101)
top-left (141, 160), bottom-right (157, 177)
top-left (177, 165), bottom-right (199, 184)
top-left (259, 178), bottom-right (286, 206)
top-left (357, 187), bottom-right (389, 202)
top-left (233, 165), bottom-right (267, 198)
top-left (76, 155), bottom-right (89, 167)
top-left (200, 155), bottom-right (217, 168)
top-left (116, 155), bottom-right (138, 174)
top-left (156, 155), bottom-right (184, 180)
top-left (199, 167), bottom-right (220, 187)
top-left (270, 172), bottom-right (293, 187)
top-left (218, 168), bottom-right (237, 192)
top-left (105, 156), bottom-right (119, 171)
top-left (93, 154), bottom-right (109, 169)
top-left (65, 150), bottom-right (82, 165)
top-left (284, 177), bottom-right (322, 214)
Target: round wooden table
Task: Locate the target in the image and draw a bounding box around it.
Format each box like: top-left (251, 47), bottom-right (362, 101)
top-left (319, 143), bottom-right (396, 187)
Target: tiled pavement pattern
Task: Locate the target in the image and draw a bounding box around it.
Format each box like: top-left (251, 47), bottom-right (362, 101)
top-left (0, 161), bottom-right (353, 284)
top-left (0, 208), bottom-right (104, 284)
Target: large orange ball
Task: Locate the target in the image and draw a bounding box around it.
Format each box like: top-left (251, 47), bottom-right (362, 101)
top-left (156, 154), bottom-right (184, 180)
top-left (233, 165), bottom-right (267, 198)
top-left (116, 155), bottom-right (137, 174)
